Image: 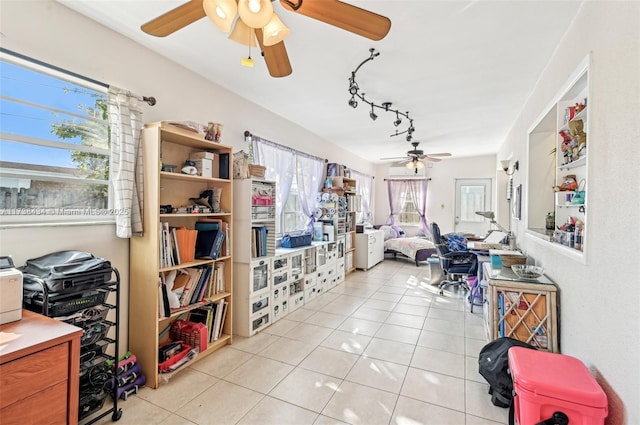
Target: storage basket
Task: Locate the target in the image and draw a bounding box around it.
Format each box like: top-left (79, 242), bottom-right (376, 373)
top-left (500, 254), bottom-right (527, 268)
top-left (248, 164), bottom-right (266, 178)
top-left (170, 320), bottom-right (208, 352)
top-left (281, 233), bottom-right (312, 248)
top-left (24, 290), bottom-right (108, 317)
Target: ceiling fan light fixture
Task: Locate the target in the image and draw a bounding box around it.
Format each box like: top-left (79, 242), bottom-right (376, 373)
top-left (228, 18), bottom-right (257, 47)
top-left (263, 13), bottom-right (290, 46)
top-left (203, 0), bottom-right (237, 33)
top-left (238, 0), bottom-right (273, 28)
top-left (406, 159), bottom-right (424, 170)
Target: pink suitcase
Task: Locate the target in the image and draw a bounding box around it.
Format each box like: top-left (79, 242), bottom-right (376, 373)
top-left (508, 347), bottom-right (608, 425)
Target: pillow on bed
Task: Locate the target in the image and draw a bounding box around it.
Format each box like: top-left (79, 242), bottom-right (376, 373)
top-left (379, 225), bottom-right (398, 240)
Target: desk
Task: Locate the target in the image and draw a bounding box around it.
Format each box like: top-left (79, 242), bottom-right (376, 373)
top-left (482, 263), bottom-right (558, 352)
top-left (0, 310), bottom-right (82, 425)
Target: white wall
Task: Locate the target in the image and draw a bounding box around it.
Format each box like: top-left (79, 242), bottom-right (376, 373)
top-left (0, 0), bottom-right (374, 351)
top-left (374, 155), bottom-right (498, 234)
top-left (497, 3), bottom-right (640, 423)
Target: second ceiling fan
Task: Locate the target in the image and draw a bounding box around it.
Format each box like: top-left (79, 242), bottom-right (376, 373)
top-left (380, 142), bottom-right (452, 164)
top-left (141, 0), bottom-right (392, 78)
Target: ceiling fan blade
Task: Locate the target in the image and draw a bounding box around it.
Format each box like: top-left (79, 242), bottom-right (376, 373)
top-left (280, 0), bottom-right (391, 41)
top-left (426, 153), bottom-right (452, 157)
top-left (380, 156), bottom-right (408, 161)
top-left (255, 28), bottom-right (293, 78)
top-left (141, 0), bottom-right (206, 37)
top-left (425, 157), bottom-right (443, 162)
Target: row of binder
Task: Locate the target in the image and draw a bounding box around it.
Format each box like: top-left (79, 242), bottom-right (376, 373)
top-left (159, 220), bottom-right (230, 268)
top-left (251, 225), bottom-right (269, 258)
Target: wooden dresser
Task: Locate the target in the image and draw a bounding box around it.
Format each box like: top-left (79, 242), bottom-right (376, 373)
top-left (0, 310), bottom-right (82, 425)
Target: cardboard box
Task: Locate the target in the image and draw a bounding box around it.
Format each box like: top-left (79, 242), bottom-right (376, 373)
top-left (190, 151), bottom-right (214, 160)
top-left (192, 158), bottom-right (213, 178)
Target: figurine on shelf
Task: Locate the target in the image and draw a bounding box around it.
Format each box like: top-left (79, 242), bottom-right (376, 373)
top-left (569, 119), bottom-right (587, 145)
top-left (575, 102), bottom-right (586, 113)
top-left (554, 174), bottom-right (578, 192)
top-left (204, 122), bottom-right (215, 141)
top-left (181, 160), bottom-right (197, 175)
top-left (204, 122), bottom-right (223, 143)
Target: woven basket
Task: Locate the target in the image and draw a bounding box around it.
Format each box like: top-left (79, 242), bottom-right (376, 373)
top-left (500, 254), bottom-right (527, 268)
top-left (248, 164), bottom-right (266, 177)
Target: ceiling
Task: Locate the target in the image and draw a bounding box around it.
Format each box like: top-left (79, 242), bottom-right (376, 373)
top-left (58, 0), bottom-right (581, 164)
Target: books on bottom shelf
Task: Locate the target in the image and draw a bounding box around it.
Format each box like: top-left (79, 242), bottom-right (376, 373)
top-left (188, 299), bottom-right (228, 342)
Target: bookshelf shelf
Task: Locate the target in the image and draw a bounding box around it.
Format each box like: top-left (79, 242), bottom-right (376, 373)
top-left (160, 213), bottom-right (231, 219)
top-left (159, 291), bottom-right (233, 321)
top-left (130, 122), bottom-right (234, 389)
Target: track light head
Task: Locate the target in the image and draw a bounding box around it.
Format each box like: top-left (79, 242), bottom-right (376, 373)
top-left (349, 83), bottom-right (358, 95)
top-left (370, 110), bottom-right (378, 120)
top-left (394, 118), bottom-right (402, 127)
top-left (406, 134), bottom-right (412, 142)
top-left (348, 97), bottom-right (358, 108)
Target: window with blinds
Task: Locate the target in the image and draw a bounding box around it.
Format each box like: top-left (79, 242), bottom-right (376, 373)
top-left (0, 51), bottom-right (109, 220)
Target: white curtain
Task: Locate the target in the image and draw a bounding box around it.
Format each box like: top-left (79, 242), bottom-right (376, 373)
top-left (296, 155), bottom-right (325, 233)
top-left (107, 86), bottom-right (144, 238)
top-left (352, 170), bottom-right (373, 224)
top-left (253, 137), bottom-right (295, 217)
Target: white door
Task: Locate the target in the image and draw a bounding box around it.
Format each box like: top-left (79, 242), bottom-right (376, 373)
top-left (454, 178), bottom-right (492, 235)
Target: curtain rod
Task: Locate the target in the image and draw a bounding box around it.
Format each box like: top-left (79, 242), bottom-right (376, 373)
top-left (384, 178), bottom-right (432, 181)
top-left (349, 169), bottom-right (374, 180)
top-left (1, 47), bottom-right (156, 106)
top-left (246, 131), bottom-right (325, 162)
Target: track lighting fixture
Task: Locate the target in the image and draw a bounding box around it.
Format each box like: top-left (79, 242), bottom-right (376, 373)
top-left (347, 48), bottom-right (415, 139)
top-left (369, 105), bottom-right (378, 120)
top-left (394, 112), bottom-right (402, 127)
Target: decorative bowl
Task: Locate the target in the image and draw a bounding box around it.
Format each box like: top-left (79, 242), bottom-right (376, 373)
top-left (511, 265), bottom-right (544, 280)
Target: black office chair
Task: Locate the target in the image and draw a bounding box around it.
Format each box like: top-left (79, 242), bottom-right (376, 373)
top-left (431, 222), bottom-right (478, 295)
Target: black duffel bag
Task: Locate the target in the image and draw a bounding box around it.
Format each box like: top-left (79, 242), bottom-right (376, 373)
top-left (478, 337), bottom-right (536, 408)
top-left (20, 250), bottom-right (113, 295)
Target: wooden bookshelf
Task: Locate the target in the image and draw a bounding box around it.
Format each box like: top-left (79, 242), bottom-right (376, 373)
top-left (129, 122), bottom-right (233, 388)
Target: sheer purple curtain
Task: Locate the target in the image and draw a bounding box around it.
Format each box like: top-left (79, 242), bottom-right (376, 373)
top-left (406, 178), bottom-right (431, 237)
top-left (386, 179), bottom-right (407, 233)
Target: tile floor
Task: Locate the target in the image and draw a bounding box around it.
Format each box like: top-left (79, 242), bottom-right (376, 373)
top-left (95, 259), bottom-right (508, 425)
